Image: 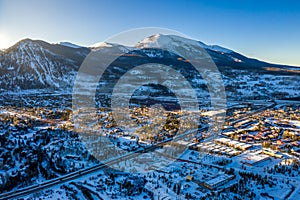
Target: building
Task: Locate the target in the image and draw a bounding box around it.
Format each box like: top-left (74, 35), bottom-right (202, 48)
top-left (236, 143), bottom-right (252, 151)
top-left (203, 174), bottom-right (235, 190)
top-left (186, 175), bottom-right (194, 182)
top-left (228, 150), bottom-right (240, 157)
top-left (241, 154), bottom-right (271, 166)
top-left (222, 131), bottom-right (235, 137)
top-left (262, 149), bottom-right (283, 159)
top-left (214, 138), bottom-right (252, 151)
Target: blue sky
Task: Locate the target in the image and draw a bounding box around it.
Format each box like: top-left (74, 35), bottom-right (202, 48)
top-left (0, 0), bottom-right (299, 66)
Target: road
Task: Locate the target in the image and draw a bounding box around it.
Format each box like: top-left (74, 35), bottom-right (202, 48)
top-left (0, 100), bottom-right (293, 199)
top-left (229, 101), bottom-right (276, 127)
top-left (0, 127), bottom-right (205, 200)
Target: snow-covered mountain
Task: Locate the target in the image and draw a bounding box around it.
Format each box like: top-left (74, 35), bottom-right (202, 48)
top-left (135, 34), bottom-right (291, 69)
top-left (0, 39), bottom-right (90, 91)
top-left (136, 33), bottom-right (232, 54)
top-left (58, 42), bottom-right (83, 49)
top-left (0, 34), bottom-right (300, 101)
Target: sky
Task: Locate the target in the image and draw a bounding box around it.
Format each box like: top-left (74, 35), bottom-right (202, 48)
top-left (0, 0), bottom-right (299, 66)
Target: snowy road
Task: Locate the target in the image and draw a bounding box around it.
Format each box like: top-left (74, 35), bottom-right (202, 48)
top-left (0, 127), bottom-right (204, 200)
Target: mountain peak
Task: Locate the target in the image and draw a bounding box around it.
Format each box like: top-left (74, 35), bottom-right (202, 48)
top-left (10, 38), bottom-right (50, 49)
top-left (18, 38), bottom-right (34, 43)
top-left (13, 38), bottom-right (35, 47)
top-left (6, 38), bottom-right (42, 52)
top-left (89, 41), bottom-right (114, 48)
top-left (136, 34), bottom-right (233, 54)
top-left (58, 42), bottom-right (83, 49)
top-left (135, 34), bottom-right (186, 48)
top-left (17, 38), bottom-right (47, 45)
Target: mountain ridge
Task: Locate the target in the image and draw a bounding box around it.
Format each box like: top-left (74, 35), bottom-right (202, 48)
top-left (2, 35), bottom-right (299, 68)
top-left (0, 34), bottom-right (300, 101)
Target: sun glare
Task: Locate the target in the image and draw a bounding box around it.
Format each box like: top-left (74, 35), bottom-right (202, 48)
top-left (0, 32), bottom-right (10, 49)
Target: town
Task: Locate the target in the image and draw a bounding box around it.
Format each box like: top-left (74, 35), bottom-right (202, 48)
top-left (1, 99), bottom-right (300, 199)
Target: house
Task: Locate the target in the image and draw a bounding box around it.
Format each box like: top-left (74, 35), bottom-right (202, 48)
top-left (186, 175), bottom-right (194, 182)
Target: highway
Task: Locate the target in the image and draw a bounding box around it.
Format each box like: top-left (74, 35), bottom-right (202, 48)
top-left (0, 127), bottom-right (205, 200)
top-left (0, 100), bottom-right (285, 199)
top-left (228, 101), bottom-right (276, 127)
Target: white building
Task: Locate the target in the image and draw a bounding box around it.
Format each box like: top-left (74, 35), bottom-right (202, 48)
top-left (203, 174), bottom-right (235, 190)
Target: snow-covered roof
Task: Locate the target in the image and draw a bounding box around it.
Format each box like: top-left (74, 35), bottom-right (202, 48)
top-left (205, 174), bottom-right (234, 186)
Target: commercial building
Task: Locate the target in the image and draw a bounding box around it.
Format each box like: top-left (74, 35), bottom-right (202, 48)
top-left (214, 138), bottom-right (252, 151)
top-left (241, 154), bottom-right (271, 166)
top-left (203, 174), bottom-right (235, 190)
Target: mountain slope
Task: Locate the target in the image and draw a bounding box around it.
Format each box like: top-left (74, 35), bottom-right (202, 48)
top-left (136, 34), bottom-right (299, 70)
top-left (0, 35), bottom-right (299, 102)
top-left (0, 39), bottom-right (90, 91)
